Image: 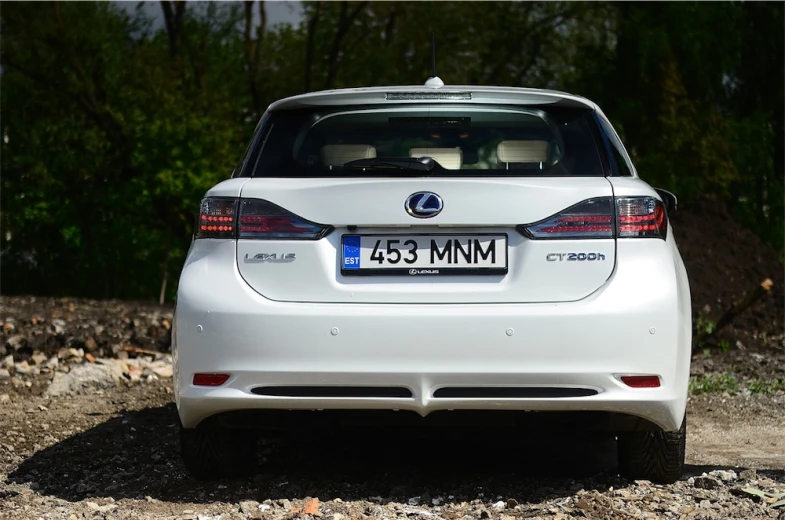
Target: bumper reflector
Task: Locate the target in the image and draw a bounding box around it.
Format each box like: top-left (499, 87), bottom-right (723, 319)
top-left (620, 375), bottom-right (661, 388)
top-left (193, 373), bottom-right (230, 386)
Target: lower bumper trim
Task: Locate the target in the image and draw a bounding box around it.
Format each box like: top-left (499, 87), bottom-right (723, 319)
top-left (432, 387), bottom-right (598, 398)
top-left (250, 386), bottom-right (413, 398)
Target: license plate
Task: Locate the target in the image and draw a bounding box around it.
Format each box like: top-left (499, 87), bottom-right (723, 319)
top-left (341, 234), bottom-right (508, 276)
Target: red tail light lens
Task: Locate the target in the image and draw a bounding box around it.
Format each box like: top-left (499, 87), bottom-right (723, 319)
top-left (620, 375), bottom-right (661, 388)
top-left (196, 198), bottom-right (237, 239)
top-left (616, 197), bottom-right (667, 239)
top-left (519, 198), bottom-right (614, 239)
top-left (239, 199), bottom-right (332, 240)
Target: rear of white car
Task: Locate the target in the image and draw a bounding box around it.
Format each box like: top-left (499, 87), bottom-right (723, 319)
top-left (173, 85), bottom-right (691, 482)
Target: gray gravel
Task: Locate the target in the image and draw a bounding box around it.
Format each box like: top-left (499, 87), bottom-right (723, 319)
top-left (1, 377), bottom-right (784, 520)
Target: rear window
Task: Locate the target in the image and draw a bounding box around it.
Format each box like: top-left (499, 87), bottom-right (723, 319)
top-left (249, 105), bottom-right (606, 177)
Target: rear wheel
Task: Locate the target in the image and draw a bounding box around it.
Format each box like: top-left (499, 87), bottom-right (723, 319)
top-left (617, 415), bottom-right (686, 484)
top-left (179, 423), bottom-right (258, 479)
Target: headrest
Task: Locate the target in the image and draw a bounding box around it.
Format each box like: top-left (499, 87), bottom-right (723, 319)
top-left (496, 140), bottom-right (549, 164)
top-left (321, 144), bottom-right (377, 167)
top-left (409, 147), bottom-right (463, 170)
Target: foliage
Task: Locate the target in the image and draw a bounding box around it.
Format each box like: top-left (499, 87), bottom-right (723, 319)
top-left (1, 1), bottom-right (782, 300)
top-left (689, 374), bottom-right (740, 395)
top-left (689, 374), bottom-right (785, 395)
top-left (747, 377), bottom-right (785, 395)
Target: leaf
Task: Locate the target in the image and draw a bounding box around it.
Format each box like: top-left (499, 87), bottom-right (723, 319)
top-left (740, 487), bottom-right (769, 499)
top-left (302, 498), bottom-right (319, 515)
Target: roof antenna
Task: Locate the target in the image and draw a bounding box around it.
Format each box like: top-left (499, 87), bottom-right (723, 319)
top-left (424, 32), bottom-right (444, 88)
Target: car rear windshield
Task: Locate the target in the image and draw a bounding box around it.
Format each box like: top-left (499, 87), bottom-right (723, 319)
top-left (246, 105), bottom-right (607, 177)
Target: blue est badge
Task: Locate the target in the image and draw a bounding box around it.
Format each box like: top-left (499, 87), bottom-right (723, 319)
top-left (342, 236), bottom-right (361, 269)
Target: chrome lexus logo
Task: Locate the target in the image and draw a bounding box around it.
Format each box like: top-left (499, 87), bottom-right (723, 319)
top-left (405, 192), bottom-right (443, 218)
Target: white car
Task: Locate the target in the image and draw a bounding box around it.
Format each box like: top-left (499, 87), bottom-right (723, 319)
top-left (173, 81), bottom-right (691, 483)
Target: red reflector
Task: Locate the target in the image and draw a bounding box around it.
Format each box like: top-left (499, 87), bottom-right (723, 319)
top-left (621, 375), bottom-right (661, 388)
top-left (193, 373), bottom-right (230, 386)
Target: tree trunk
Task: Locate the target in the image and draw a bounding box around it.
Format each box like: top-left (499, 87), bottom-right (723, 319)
top-left (159, 233), bottom-right (172, 304)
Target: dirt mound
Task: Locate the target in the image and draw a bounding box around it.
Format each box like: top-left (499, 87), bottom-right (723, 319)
top-left (0, 297), bottom-right (172, 363)
top-left (671, 195), bottom-right (784, 351)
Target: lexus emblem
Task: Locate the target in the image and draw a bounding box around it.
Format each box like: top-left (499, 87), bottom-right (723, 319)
top-left (405, 192), bottom-right (443, 218)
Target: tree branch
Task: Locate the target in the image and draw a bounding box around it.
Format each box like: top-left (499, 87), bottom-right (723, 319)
top-left (304, 1), bottom-right (322, 92)
top-left (322, 1), bottom-right (368, 90)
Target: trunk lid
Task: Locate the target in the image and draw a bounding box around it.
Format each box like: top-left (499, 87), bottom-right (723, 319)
top-left (236, 177), bottom-right (615, 304)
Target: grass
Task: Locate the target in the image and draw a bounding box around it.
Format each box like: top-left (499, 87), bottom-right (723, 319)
top-left (695, 314), bottom-right (716, 336)
top-left (747, 377), bottom-right (785, 394)
top-left (689, 374), bottom-right (739, 395)
top-left (689, 374), bottom-right (785, 395)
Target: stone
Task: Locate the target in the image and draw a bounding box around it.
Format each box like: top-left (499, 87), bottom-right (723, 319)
top-left (693, 476), bottom-right (721, 490)
top-left (708, 469), bottom-right (737, 481)
top-left (152, 364), bottom-right (173, 378)
top-left (44, 363), bottom-right (121, 397)
top-left (739, 468), bottom-right (757, 480)
top-left (51, 319), bottom-right (67, 334)
top-left (239, 501), bottom-right (259, 515)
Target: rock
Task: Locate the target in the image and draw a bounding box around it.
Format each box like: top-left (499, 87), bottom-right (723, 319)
top-left (739, 469), bottom-right (757, 480)
top-left (709, 469), bottom-right (737, 481)
top-left (693, 476), bottom-right (722, 490)
top-left (84, 337), bottom-right (98, 352)
top-left (492, 501), bottom-right (506, 510)
top-left (325, 514), bottom-right (343, 520)
top-left (408, 497), bottom-right (421, 506)
top-left (2, 355), bottom-right (12, 369)
top-left (0, 369), bottom-right (10, 379)
top-left (506, 499), bottom-right (518, 508)
top-left (31, 351), bottom-right (48, 365)
top-left (152, 364), bottom-right (173, 378)
top-left (239, 500), bottom-right (259, 515)
top-left (44, 363), bottom-right (121, 397)
top-left (14, 361), bottom-right (34, 374)
top-left (51, 319), bottom-right (66, 334)
top-left (6, 335), bottom-right (26, 350)
top-left (0, 394), bottom-right (9, 402)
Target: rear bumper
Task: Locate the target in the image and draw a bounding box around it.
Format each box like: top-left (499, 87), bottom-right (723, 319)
top-left (174, 239), bottom-right (691, 431)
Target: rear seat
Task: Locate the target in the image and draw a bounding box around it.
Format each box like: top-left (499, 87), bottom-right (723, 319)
top-left (409, 147), bottom-right (463, 169)
top-left (321, 144), bottom-right (377, 167)
top-left (496, 140), bottom-right (549, 169)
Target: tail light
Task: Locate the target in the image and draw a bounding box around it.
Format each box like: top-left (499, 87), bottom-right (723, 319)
top-left (519, 196), bottom-right (667, 240)
top-left (520, 198), bottom-right (614, 239)
top-left (239, 199), bottom-right (332, 240)
top-left (196, 198), bottom-right (237, 239)
top-left (616, 197), bottom-right (667, 239)
top-left (195, 197), bottom-right (331, 240)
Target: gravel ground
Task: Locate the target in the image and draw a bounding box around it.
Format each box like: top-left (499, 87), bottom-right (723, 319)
top-left (0, 376), bottom-right (783, 520)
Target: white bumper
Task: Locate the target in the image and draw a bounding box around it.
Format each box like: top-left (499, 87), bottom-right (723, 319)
top-left (174, 238), bottom-right (691, 431)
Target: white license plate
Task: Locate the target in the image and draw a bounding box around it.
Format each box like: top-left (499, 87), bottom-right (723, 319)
top-left (341, 234), bottom-right (508, 276)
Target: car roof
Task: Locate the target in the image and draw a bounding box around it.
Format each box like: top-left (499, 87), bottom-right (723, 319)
top-left (268, 84), bottom-right (599, 112)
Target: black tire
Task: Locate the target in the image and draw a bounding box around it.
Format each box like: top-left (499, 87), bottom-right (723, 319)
top-left (179, 423), bottom-right (258, 479)
top-left (617, 415), bottom-right (686, 484)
